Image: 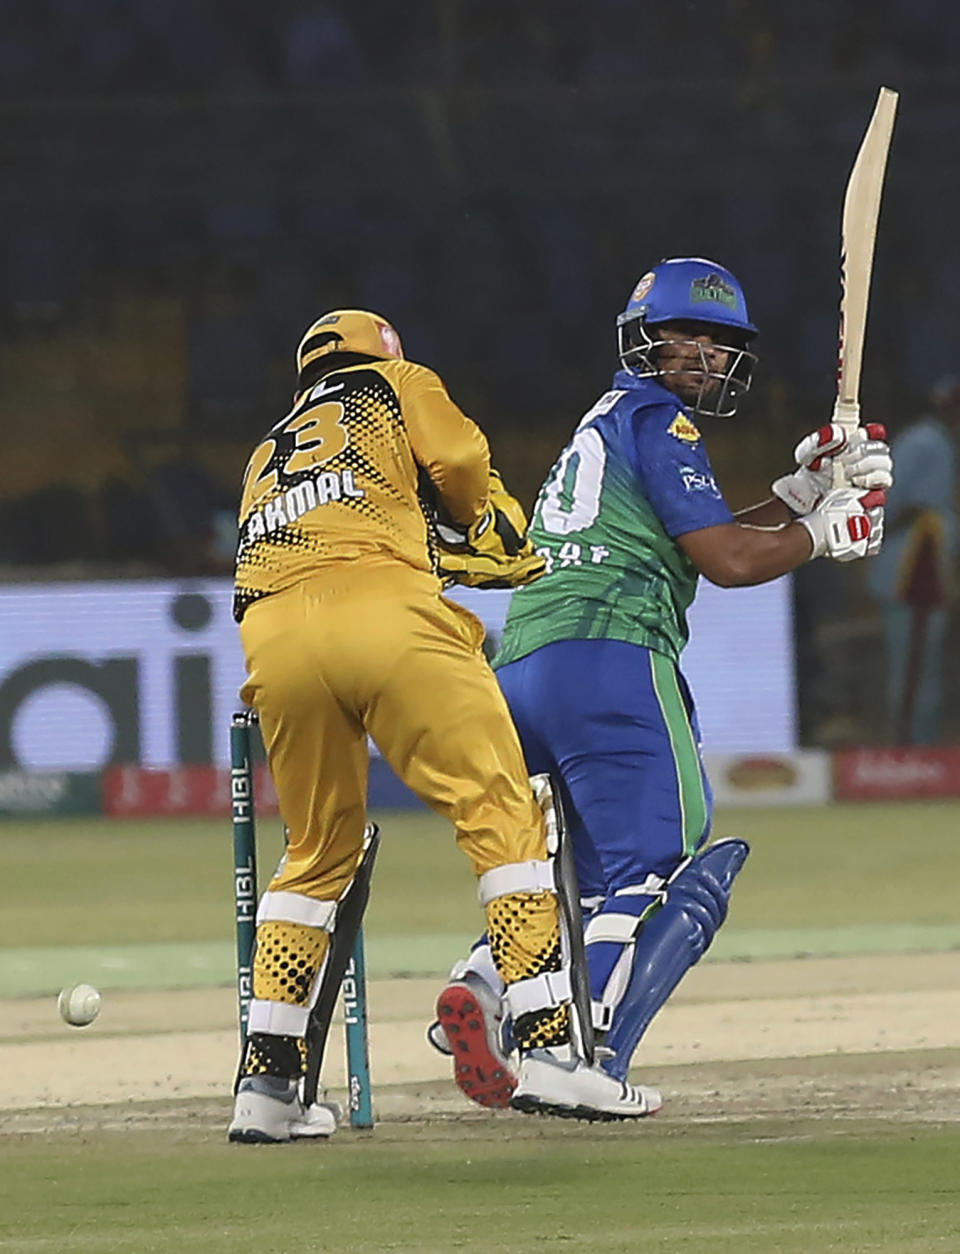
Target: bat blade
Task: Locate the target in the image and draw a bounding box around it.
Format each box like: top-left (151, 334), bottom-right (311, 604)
top-left (834, 86), bottom-right (899, 438)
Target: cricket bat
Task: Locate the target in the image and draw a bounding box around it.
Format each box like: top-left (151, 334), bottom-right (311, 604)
top-left (832, 86), bottom-right (899, 484)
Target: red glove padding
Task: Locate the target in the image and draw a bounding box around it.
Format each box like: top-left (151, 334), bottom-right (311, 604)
top-left (799, 487), bottom-right (887, 562)
top-left (773, 423), bottom-right (893, 515)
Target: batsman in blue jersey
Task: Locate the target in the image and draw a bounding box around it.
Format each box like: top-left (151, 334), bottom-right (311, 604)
top-left (430, 257), bottom-right (894, 1114)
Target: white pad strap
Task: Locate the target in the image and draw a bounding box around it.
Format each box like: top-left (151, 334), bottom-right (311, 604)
top-left (591, 944), bottom-right (635, 1031)
top-left (504, 968), bottom-right (572, 1019)
top-left (478, 859), bottom-right (555, 907)
top-left (614, 873), bottom-right (667, 899)
top-left (583, 872), bottom-right (675, 1029)
top-left (530, 773), bottom-right (561, 853)
top-left (591, 997), bottom-right (617, 1033)
top-left (257, 891), bottom-right (337, 931)
top-left (455, 944), bottom-right (504, 998)
top-left (584, 912), bottom-right (643, 946)
top-left (247, 997), bottom-right (311, 1037)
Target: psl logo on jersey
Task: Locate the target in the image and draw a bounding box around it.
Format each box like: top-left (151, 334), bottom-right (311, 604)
top-left (679, 465), bottom-right (720, 496)
top-left (668, 412), bottom-right (701, 444)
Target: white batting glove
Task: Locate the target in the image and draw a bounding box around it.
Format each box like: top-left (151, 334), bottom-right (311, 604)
top-left (864, 499), bottom-right (885, 558)
top-left (843, 424), bottom-right (894, 494)
top-left (772, 423), bottom-right (893, 515)
top-left (799, 487), bottom-right (887, 562)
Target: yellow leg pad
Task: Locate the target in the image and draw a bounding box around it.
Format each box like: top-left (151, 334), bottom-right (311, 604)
top-left (240, 1034), bottom-right (309, 1080)
top-left (253, 921), bottom-right (331, 1006)
top-left (485, 891), bottom-right (570, 1050)
top-left (517, 1004), bottom-right (570, 1051)
top-left (485, 891), bottom-right (563, 983)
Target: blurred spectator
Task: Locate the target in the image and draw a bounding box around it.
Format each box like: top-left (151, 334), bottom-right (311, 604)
top-left (867, 377), bottom-right (960, 743)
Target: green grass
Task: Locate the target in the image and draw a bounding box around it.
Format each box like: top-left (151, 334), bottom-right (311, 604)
top-left (1, 1118), bottom-right (958, 1253)
top-left (3, 801), bottom-right (959, 950)
top-left (719, 803), bottom-right (960, 929)
top-left (3, 805), bottom-right (958, 1251)
top-left (4, 800), bottom-right (960, 996)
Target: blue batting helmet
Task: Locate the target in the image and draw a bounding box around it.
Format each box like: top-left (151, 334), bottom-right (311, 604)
top-left (620, 257), bottom-right (757, 337)
top-left (617, 257), bottom-right (758, 418)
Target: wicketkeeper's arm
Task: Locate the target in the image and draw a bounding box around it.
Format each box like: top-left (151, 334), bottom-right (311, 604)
top-left (400, 361), bottom-right (490, 527)
top-left (437, 468), bottom-right (547, 590)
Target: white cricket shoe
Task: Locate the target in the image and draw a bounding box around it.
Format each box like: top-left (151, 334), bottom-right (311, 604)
top-left (228, 1076), bottom-right (338, 1143)
top-left (289, 1099), bottom-right (341, 1139)
top-left (434, 973), bottom-right (518, 1109)
top-left (510, 1050), bottom-right (663, 1122)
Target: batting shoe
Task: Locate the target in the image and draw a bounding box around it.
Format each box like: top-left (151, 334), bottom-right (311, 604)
top-left (510, 1050), bottom-right (663, 1122)
top-left (228, 1076), bottom-right (338, 1143)
top-left (434, 973), bottom-right (518, 1109)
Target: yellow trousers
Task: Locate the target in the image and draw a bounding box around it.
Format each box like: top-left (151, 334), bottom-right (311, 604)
top-left (239, 562), bottom-right (547, 902)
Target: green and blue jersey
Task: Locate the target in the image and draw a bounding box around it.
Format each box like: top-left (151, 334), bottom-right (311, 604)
top-left (494, 371), bottom-right (733, 668)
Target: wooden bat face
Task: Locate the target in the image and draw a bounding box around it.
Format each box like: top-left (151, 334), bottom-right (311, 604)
top-left (834, 87), bottom-right (899, 433)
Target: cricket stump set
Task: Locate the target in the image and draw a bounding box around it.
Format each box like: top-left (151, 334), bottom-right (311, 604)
top-left (230, 709), bottom-right (375, 1129)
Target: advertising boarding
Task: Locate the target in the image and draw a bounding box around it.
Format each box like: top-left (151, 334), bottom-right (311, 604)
top-left (0, 576), bottom-right (796, 772)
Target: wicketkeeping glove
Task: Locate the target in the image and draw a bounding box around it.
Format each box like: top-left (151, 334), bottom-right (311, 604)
top-left (436, 469), bottom-right (546, 589)
top-left (772, 423), bottom-right (893, 516)
top-left (799, 487), bottom-right (887, 562)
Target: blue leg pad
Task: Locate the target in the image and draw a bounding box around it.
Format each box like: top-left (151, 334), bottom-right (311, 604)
top-left (603, 838), bottom-right (749, 1080)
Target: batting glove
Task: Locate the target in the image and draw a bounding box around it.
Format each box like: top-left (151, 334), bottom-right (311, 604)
top-left (772, 423), bottom-right (893, 515)
top-left (799, 487), bottom-right (887, 562)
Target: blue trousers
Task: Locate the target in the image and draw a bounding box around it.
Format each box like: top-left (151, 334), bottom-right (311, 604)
top-left (496, 638), bottom-right (713, 1004)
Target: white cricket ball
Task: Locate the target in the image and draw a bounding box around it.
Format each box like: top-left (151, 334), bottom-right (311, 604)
top-left (57, 983), bottom-right (102, 1028)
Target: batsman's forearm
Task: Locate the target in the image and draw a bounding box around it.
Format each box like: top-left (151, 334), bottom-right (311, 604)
top-left (734, 497), bottom-right (795, 527)
top-left (678, 519), bottom-right (813, 587)
top-left (721, 522), bottom-right (814, 584)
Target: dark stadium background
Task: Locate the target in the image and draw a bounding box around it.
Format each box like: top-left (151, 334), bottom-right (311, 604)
top-left (0, 0), bottom-right (957, 745)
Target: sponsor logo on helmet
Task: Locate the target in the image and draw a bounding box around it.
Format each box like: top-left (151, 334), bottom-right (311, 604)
top-left (690, 274), bottom-right (738, 310)
top-left (668, 412), bottom-right (701, 444)
top-left (630, 271), bottom-right (656, 304)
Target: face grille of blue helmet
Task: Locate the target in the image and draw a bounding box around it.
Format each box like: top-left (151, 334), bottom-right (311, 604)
top-left (617, 258), bottom-right (758, 419)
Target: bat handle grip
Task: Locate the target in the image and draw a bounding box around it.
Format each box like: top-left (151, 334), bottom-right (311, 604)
top-left (830, 399), bottom-right (861, 487)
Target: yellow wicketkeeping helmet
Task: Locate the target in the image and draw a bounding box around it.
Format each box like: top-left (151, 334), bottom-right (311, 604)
top-left (296, 309), bottom-right (404, 373)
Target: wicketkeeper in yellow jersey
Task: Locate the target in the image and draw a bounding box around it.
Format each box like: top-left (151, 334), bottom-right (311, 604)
top-left (228, 309), bottom-right (661, 1142)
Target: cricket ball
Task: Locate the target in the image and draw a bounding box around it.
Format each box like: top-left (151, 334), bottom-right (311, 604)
top-left (57, 983), bottom-right (102, 1028)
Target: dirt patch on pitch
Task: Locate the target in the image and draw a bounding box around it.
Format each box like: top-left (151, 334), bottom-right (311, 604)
top-left (2, 952), bottom-right (959, 1132)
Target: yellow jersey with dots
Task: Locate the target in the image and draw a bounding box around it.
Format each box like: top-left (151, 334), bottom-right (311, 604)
top-left (233, 359), bottom-right (490, 621)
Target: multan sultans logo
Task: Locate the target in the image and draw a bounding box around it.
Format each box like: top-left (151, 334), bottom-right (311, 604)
top-left (667, 412), bottom-right (701, 444)
top-left (690, 273), bottom-right (737, 310)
